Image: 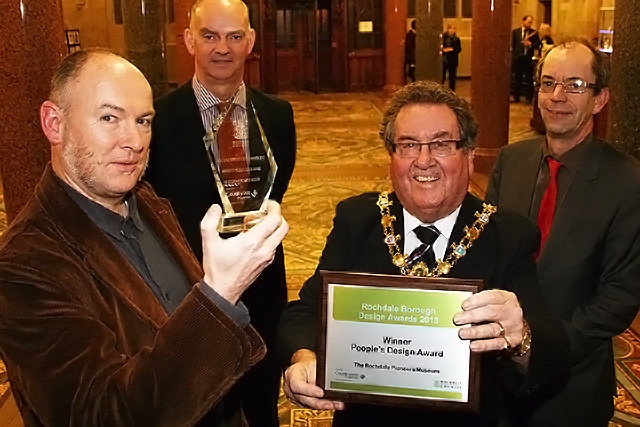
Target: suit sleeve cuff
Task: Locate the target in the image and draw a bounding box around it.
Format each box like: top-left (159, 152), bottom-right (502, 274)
top-left (197, 281), bottom-right (251, 327)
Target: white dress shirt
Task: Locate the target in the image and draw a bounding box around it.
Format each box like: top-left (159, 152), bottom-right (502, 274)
top-left (403, 206), bottom-right (461, 261)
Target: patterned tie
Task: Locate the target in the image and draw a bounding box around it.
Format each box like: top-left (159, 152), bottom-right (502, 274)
top-left (407, 226), bottom-right (440, 269)
top-left (217, 102), bottom-right (248, 212)
top-left (537, 157), bottom-right (562, 253)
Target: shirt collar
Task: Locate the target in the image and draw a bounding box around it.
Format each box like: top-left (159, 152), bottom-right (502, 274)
top-left (62, 182), bottom-right (143, 241)
top-left (543, 133), bottom-right (593, 173)
top-left (403, 205), bottom-right (461, 242)
top-left (192, 76), bottom-right (247, 112)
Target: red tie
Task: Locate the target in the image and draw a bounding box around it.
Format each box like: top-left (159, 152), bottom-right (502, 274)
top-left (217, 102), bottom-right (248, 212)
top-left (537, 157), bottom-right (562, 253)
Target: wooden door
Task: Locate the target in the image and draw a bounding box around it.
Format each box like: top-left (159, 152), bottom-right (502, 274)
top-left (346, 0), bottom-right (385, 90)
top-left (274, 0), bottom-right (334, 92)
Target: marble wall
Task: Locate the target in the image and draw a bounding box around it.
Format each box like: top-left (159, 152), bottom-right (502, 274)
top-left (0, 0), bottom-right (66, 222)
top-left (122, 0), bottom-right (168, 97)
top-left (610, 0), bottom-right (640, 159)
top-left (471, 0), bottom-right (513, 174)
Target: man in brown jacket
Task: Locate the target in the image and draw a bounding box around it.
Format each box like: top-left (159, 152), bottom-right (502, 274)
top-left (0, 49), bottom-right (287, 426)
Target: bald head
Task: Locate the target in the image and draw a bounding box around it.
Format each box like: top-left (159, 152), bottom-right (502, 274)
top-left (190, 0), bottom-right (251, 30)
top-left (50, 50), bottom-right (122, 112)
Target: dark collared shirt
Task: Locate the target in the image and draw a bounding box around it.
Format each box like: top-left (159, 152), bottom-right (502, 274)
top-left (530, 135), bottom-right (593, 220)
top-left (65, 186), bottom-right (190, 314)
top-left (62, 182), bottom-right (250, 325)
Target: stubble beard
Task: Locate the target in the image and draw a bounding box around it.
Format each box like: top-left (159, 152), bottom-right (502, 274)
top-left (61, 129), bottom-right (99, 194)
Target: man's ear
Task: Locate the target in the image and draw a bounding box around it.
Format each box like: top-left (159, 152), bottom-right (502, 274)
top-left (592, 87), bottom-right (610, 115)
top-left (466, 148), bottom-right (475, 176)
top-left (246, 28), bottom-right (256, 54)
top-left (40, 100), bottom-right (64, 146)
top-left (184, 27), bottom-right (196, 55)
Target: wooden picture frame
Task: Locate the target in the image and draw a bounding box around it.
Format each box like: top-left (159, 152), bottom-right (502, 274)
top-left (317, 270), bottom-right (482, 411)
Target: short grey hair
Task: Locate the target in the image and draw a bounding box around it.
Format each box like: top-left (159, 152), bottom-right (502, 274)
top-left (379, 81), bottom-right (478, 154)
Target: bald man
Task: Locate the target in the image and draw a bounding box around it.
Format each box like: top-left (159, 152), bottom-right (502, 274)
top-left (146, 1), bottom-right (297, 425)
top-left (0, 49), bottom-right (288, 426)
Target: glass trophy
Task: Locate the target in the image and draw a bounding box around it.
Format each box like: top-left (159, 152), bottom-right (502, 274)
top-left (203, 101), bottom-right (278, 233)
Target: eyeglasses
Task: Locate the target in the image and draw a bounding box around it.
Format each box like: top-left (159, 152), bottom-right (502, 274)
top-left (393, 140), bottom-right (462, 158)
top-left (536, 78), bottom-right (597, 94)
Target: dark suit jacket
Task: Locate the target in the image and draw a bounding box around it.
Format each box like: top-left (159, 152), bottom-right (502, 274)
top-left (442, 33), bottom-right (462, 67)
top-left (146, 81), bottom-right (296, 344)
top-left (404, 29), bottom-right (416, 64)
top-left (512, 27), bottom-right (540, 60)
top-left (486, 137), bottom-right (640, 427)
top-left (278, 192), bottom-right (570, 427)
top-left (0, 165), bottom-right (265, 427)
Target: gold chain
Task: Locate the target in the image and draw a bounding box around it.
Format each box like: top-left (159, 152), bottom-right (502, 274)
top-left (376, 192), bottom-right (497, 277)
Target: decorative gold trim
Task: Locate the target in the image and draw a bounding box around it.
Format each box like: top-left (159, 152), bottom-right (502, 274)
top-left (376, 192), bottom-right (497, 277)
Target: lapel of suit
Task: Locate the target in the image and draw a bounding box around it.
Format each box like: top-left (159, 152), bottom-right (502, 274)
top-left (364, 192), bottom-right (406, 275)
top-left (175, 82), bottom-right (217, 184)
top-left (537, 139), bottom-right (602, 273)
top-left (37, 168), bottom-right (168, 329)
top-left (245, 87), bottom-right (262, 154)
top-left (508, 142), bottom-right (544, 220)
top-left (180, 82), bottom-right (221, 204)
top-left (178, 81), bottom-right (207, 144)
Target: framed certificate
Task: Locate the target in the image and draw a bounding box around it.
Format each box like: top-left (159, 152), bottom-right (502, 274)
top-left (317, 271), bottom-right (482, 411)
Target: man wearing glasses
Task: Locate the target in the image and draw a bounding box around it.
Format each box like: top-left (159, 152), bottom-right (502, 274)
top-left (277, 81), bottom-right (570, 426)
top-left (486, 40), bottom-right (640, 427)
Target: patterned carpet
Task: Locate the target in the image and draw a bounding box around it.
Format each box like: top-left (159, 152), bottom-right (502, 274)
top-left (280, 92), bottom-right (392, 301)
top-left (613, 328), bottom-right (640, 426)
top-left (0, 86), bottom-right (639, 426)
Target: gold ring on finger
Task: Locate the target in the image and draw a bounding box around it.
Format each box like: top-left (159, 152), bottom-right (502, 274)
top-left (503, 336), bottom-right (512, 351)
top-left (496, 321), bottom-right (506, 338)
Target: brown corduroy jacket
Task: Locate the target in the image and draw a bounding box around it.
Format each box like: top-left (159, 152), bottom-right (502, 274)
top-left (0, 164), bottom-right (265, 426)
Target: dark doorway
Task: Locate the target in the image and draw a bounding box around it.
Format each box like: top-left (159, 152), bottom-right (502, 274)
top-left (275, 0), bottom-right (332, 92)
top-left (539, 0), bottom-right (552, 25)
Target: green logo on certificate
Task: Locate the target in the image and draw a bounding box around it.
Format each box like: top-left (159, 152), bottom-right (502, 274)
top-left (332, 285), bottom-right (465, 327)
